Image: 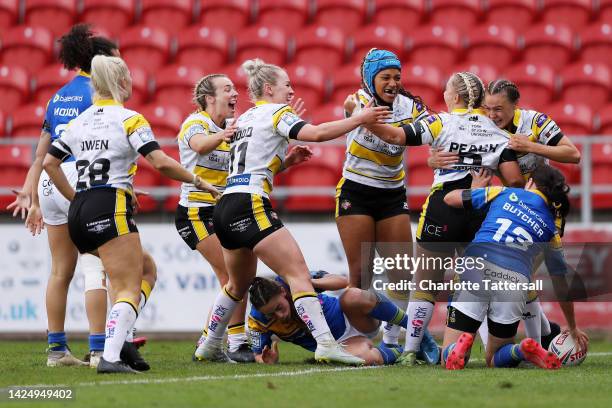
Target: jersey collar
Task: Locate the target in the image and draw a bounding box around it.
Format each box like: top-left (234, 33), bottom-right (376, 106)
top-left (530, 189), bottom-right (549, 205)
top-left (451, 108), bottom-right (486, 116)
top-left (255, 100), bottom-right (269, 106)
top-left (94, 99), bottom-right (122, 107)
top-left (77, 70), bottom-right (91, 78)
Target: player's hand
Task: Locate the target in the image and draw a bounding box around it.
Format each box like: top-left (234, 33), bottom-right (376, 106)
top-left (6, 189), bottom-right (31, 219)
top-left (470, 168), bottom-right (492, 188)
top-left (194, 176), bottom-right (220, 199)
top-left (508, 134), bottom-right (534, 153)
top-left (343, 94), bottom-right (357, 116)
top-left (132, 189), bottom-right (150, 214)
top-left (358, 100), bottom-right (391, 125)
top-left (261, 341), bottom-right (279, 364)
top-left (284, 145), bottom-right (313, 169)
top-left (25, 204), bottom-right (44, 236)
top-left (428, 147), bottom-right (459, 169)
top-left (218, 125), bottom-right (237, 144)
top-left (289, 97), bottom-right (306, 117)
top-left (568, 327), bottom-right (589, 353)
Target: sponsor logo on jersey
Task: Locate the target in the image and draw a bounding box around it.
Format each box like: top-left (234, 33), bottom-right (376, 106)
top-left (135, 127), bottom-right (154, 143)
top-left (53, 107), bottom-right (80, 117)
top-left (426, 115), bottom-right (438, 124)
top-left (449, 142), bottom-right (500, 154)
top-left (536, 114), bottom-right (548, 127)
top-left (226, 174), bottom-right (251, 187)
top-left (280, 112), bottom-right (300, 127)
top-left (509, 193), bottom-right (519, 202)
top-left (53, 94), bottom-right (84, 103)
top-left (232, 127), bottom-right (253, 142)
top-left (341, 200), bottom-right (352, 210)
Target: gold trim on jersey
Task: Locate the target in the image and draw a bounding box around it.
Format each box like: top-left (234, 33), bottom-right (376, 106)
top-left (194, 165), bottom-right (227, 187)
top-left (114, 189), bottom-right (129, 236)
top-left (94, 99), bottom-right (122, 107)
top-left (123, 114), bottom-right (150, 136)
top-left (451, 108), bottom-right (487, 116)
top-left (178, 118), bottom-right (210, 141)
top-left (416, 184), bottom-right (443, 240)
top-left (423, 114), bottom-right (443, 139)
top-left (531, 189), bottom-right (549, 205)
top-left (272, 105), bottom-right (295, 132)
top-left (251, 194), bottom-right (272, 231)
top-left (77, 70), bottom-right (91, 78)
top-left (188, 207), bottom-right (209, 241)
top-left (187, 192), bottom-right (216, 204)
top-left (335, 177), bottom-right (346, 217)
top-left (128, 163), bottom-right (137, 176)
top-left (345, 166), bottom-right (405, 182)
top-left (347, 140), bottom-right (403, 167)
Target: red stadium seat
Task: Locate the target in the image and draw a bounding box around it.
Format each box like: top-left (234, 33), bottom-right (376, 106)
top-left (406, 145), bottom-right (433, 209)
top-left (486, 0), bottom-right (537, 32)
top-left (81, 0), bottom-right (136, 37)
top-left (285, 64), bottom-right (326, 110)
top-left (0, 0), bottom-right (18, 35)
top-left (351, 24), bottom-right (405, 62)
top-left (235, 25), bottom-right (288, 66)
top-left (430, 0), bottom-right (482, 33)
top-left (330, 64), bottom-right (362, 104)
top-left (602, 0), bottom-right (612, 24)
top-left (504, 63), bottom-right (556, 108)
top-left (32, 64), bottom-right (76, 104)
top-left (125, 67), bottom-right (149, 109)
top-left (24, 0), bottom-right (76, 37)
top-left (546, 102), bottom-right (593, 135)
top-left (592, 142), bottom-right (612, 208)
top-left (407, 24), bottom-right (461, 73)
top-left (522, 24), bottom-right (575, 68)
top-left (160, 145), bottom-right (181, 210)
top-left (119, 26), bottom-right (170, 75)
top-left (313, 0), bottom-right (368, 34)
top-left (0, 26), bottom-right (53, 75)
top-left (141, 0), bottom-right (193, 35)
top-left (453, 63), bottom-right (498, 85)
top-left (403, 64), bottom-right (444, 107)
top-left (153, 64), bottom-right (204, 116)
top-left (0, 109), bottom-right (5, 136)
top-left (132, 157), bottom-right (162, 213)
top-left (541, 0), bottom-right (592, 32)
top-left (219, 63), bottom-right (251, 114)
top-left (138, 104), bottom-right (184, 137)
top-left (464, 24), bottom-right (518, 71)
top-left (175, 26), bottom-right (230, 72)
top-left (579, 23), bottom-right (612, 66)
top-left (282, 145), bottom-right (345, 212)
top-left (309, 103), bottom-right (346, 124)
top-left (0, 145), bottom-right (32, 210)
top-left (560, 63), bottom-right (611, 111)
top-left (10, 103), bottom-right (46, 137)
top-left (599, 104), bottom-right (612, 134)
top-left (0, 65), bottom-right (29, 113)
top-left (257, 0), bottom-right (309, 33)
top-left (199, 0), bottom-right (252, 30)
top-left (372, 0), bottom-right (424, 29)
top-left (294, 25), bottom-right (347, 74)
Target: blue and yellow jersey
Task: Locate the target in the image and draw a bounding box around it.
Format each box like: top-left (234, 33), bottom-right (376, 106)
top-left (42, 72), bottom-right (94, 161)
top-left (464, 187), bottom-right (566, 278)
top-left (247, 273), bottom-right (346, 354)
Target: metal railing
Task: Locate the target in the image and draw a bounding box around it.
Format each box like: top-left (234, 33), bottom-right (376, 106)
top-left (2, 136), bottom-right (611, 225)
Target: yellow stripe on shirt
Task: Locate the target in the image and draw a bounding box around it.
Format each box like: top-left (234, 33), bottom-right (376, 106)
top-left (347, 140), bottom-right (403, 167)
top-left (124, 114), bottom-right (150, 136)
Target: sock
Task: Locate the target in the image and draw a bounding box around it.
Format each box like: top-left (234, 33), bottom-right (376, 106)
top-left (369, 292), bottom-right (408, 327)
top-left (227, 323), bottom-right (247, 352)
top-left (204, 286), bottom-right (241, 345)
top-left (523, 300), bottom-right (542, 344)
top-left (293, 292), bottom-right (334, 343)
top-left (404, 294), bottom-right (435, 352)
top-left (376, 343), bottom-right (404, 365)
top-left (382, 290), bottom-right (408, 345)
top-left (540, 305), bottom-right (552, 337)
top-left (103, 299), bottom-right (138, 363)
top-left (493, 343), bottom-right (524, 368)
top-left (126, 280), bottom-right (153, 343)
top-left (196, 327), bottom-right (208, 349)
top-left (89, 333), bottom-right (105, 352)
top-left (383, 323), bottom-right (402, 346)
top-left (48, 332), bottom-right (67, 352)
top-left (478, 319), bottom-right (489, 349)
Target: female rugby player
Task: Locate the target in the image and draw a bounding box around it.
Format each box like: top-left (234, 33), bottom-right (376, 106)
top-left (43, 55), bottom-right (219, 374)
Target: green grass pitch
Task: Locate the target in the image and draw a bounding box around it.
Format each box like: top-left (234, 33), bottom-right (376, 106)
top-left (1, 339), bottom-right (611, 408)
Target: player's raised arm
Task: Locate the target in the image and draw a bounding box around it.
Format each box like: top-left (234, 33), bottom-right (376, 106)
top-left (497, 148), bottom-right (525, 187)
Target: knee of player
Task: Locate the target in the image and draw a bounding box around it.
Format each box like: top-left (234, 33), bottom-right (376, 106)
top-left (340, 288), bottom-right (372, 311)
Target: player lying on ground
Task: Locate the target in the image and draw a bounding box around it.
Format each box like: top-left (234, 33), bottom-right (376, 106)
top-left (247, 271), bottom-right (439, 366)
top-left (440, 164), bottom-right (588, 370)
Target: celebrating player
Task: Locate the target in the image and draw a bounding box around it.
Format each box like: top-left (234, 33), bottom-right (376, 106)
top-left (248, 272), bottom-right (410, 366)
top-left (337, 49), bottom-right (433, 352)
top-left (441, 164), bottom-right (589, 369)
top-left (42, 55), bottom-right (219, 374)
top-left (196, 58), bottom-right (390, 365)
top-left (361, 71), bottom-right (525, 365)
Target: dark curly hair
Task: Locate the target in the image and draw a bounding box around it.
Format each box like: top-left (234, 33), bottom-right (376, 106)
top-left (58, 24), bottom-right (117, 73)
top-left (531, 164), bottom-right (571, 220)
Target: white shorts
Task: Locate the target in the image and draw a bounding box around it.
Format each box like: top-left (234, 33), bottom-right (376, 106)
top-left (39, 161), bottom-right (78, 226)
top-left (450, 261), bottom-right (529, 325)
top-left (337, 313), bottom-right (380, 344)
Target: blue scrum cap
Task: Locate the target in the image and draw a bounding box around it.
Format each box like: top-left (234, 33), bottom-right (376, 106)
top-left (361, 48), bottom-right (401, 98)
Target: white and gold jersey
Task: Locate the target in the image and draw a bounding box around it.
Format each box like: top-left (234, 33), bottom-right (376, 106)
top-left (177, 111), bottom-right (230, 207)
top-left (224, 101), bottom-right (306, 197)
top-left (508, 108), bottom-right (564, 177)
top-left (343, 89), bottom-right (428, 188)
top-left (49, 99), bottom-right (159, 192)
top-left (414, 109), bottom-right (515, 190)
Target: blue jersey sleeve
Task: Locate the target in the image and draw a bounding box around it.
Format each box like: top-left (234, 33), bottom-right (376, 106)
top-left (247, 311), bottom-right (272, 355)
top-left (469, 186), bottom-right (505, 210)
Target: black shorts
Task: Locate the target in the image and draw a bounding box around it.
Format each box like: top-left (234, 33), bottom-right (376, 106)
top-left (446, 306), bottom-right (520, 339)
top-left (175, 204), bottom-right (215, 250)
top-left (68, 187), bottom-right (138, 254)
top-left (335, 177), bottom-right (409, 221)
top-left (415, 188), bottom-right (486, 253)
top-left (213, 193), bottom-right (284, 250)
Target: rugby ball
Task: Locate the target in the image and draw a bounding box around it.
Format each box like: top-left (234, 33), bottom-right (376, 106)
top-left (548, 332), bottom-right (587, 366)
